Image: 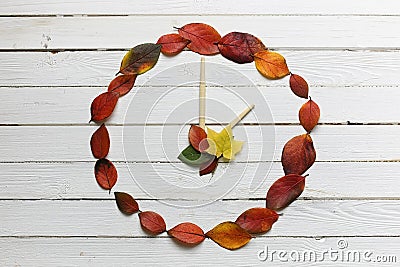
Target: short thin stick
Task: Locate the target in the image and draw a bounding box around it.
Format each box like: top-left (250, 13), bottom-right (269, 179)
top-left (229, 104), bottom-right (255, 128)
top-left (199, 57), bottom-right (206, 129)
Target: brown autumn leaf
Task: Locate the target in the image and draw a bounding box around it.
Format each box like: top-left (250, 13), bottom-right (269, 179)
top-left (177, 23), bottom-right (221, 55)
top-left (114, 192), bottom-right (139, 215)
top-left (189, 125), bottom-right (209, 152)
top-left (206, 221), bottom-right (252, 250)
top-left (90, 123), bottom-right (110, 159)
top-left (156, 33), bottom-right (190, 56)
top-left (218, 32), bottom-right (266, 64)
top-left (254, 50), bottom-right (290, 79)
top-left (119, 43), bottom-right (161, 75)
top-left (281, 134), bottom-right (316, 175)
top-left (167, 222), bottom-right (205, 245)
top-left (289, 74), bottom-right (309, 99)
top-left (235, 207), bottom-right (279, 234)
top-left (94, 158), bottom-right (118, 190)
top-left (108, 74), bottom-right (137, 97)
top-left (199, 156), bottom-right (218, 176)
top-left (90, 91), bottom-right (119, 122)
top-left (299, 98), bottom-right (320, 132)
top-left (138, 211), bottom-right (166, 235)
top-left (266, 174), bottom-right (307, 210)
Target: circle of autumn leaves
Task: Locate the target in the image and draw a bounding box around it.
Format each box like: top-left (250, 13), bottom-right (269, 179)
top-left (89, 23), bottom-right (320, 250)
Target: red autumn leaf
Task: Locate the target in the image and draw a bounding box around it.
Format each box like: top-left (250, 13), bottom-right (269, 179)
top-left (218, 32), bottom-right (266, 64)
top-left (206, 221), bottom-right (252, 250)
top-left (167, 222), bottom-right (205, 245)
top-left (266, 174), bottom-right (307, 210)
top-left (90, 123), bottom-right (110, 159)
top-left (254, 50), bottom-right (290, 79)
top-left (94, 158), bottom-right (118, 190)
top-left (90, 91), bottom-right (119, 122)
top-left (281, 134), bottom-right (316, 175)
top-left (114, 192), bottom-right (139, 215)
top-left (119, 43), bottom-right (161, 75)
top-left (289, 74), bottom-right (309, 99)
top-left (299, 98), bottom-right (320, 132)
top-left (235, 207), bottom-right (279, 234)
top-left (189, 125), bottom-right (208, 152)
top-left (138, 211), bottom-right (166, 235)
top-left (108, 74), bottom-right (136, 97)
top-left (177, 23), bottom-right (221, 55)
top-left (199, 156), bottom-right (218, 176)
top-left (156, 33), bottom-right (190, 56)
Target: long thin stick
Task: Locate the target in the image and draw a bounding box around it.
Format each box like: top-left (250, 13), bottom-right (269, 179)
top-left (199, 57), bottom-right (206, 129)
top-left (229, 104), bottom-right (255, 128)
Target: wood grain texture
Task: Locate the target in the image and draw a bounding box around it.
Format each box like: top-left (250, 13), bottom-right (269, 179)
top-left (0, 0), bottom-right (398, 15)
top-left (1, 86), bottom-right (399, 124)
top-left (1, 199), bottom-right (399, 236)
top-left (1, 51), bottom-right (400, 87)
top-left (0, 161), bottom-right (399, 199)
top-left (1, 16), bottom-right (399, 49)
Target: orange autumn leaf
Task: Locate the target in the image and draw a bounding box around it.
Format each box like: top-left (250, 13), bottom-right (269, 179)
top-left (139, 211), bottom-right (166, 235)
top-left (94, 158), bottom-right (118, 190)
top-left (157, 33), bottom-right (190, 56)
top-left (90, 123), bottom-right (110, 159)
top-left (266, 174), bottom-right (307, 210)
top-left (281, 134), bottom-right (316, 175)
top-left (299, 98), bottom-right (320, 132)
top-left (189, 125), bottom-right (208, 152)
top-left (218, 32), bottom-right (266, 64)
top-left (119, 43), bottom-right (161, 75)
top-left (235, 207), bottom-right (279, 234)
top-left (254, 50), bottom-right (290, 79)
top-left (90, 91), bottom-right (119, 122)
top-left (108, 74), bottom-right (136, 96)
top-left (289, 74), bottom-right (309, 99)
top-left (167, 222), bottom-right (205, 245)
top-left (114, 192), bottom-right (139, 215)
top-left (206, 221), bottom-right (252, 250)
top-left (177, 23), bottom-right (221, 55)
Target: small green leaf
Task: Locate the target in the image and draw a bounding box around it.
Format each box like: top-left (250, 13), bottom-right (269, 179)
top-left (178, 145), bottom-right (214, 166)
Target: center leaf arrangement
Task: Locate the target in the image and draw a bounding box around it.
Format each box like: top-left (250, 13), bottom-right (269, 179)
top-left (89, 23), bottom-right (320, 250)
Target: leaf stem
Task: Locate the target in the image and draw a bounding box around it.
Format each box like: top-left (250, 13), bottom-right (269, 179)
top-left (199, 57), bottom-right (206, 129)
top-left (229, 104), bottom-right (255, 128)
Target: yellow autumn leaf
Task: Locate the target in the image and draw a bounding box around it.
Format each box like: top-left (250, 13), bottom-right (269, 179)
top-left (206, 125), bottom-right (243, 160)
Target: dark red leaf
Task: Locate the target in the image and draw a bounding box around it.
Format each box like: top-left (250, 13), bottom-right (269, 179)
top-left (167, 222), bottom-right (205, 245)
top-left (177, 23), bottom-right (221, 55)
top-left (189, 125), bottom-right (208, 152)
top-left (139, 211), bottom-right (166, 235)
top-left (90, 91), bottom-right (119, 122)
top-left (199, 156), bottom-right (218, 176)
top-left (299, 98), bottom-right (320, 132)
top-left (266, 174), bottom-right (307, 210)
top-left (108, 74), bottom-right (136, 96)
top-left (218, 32), bottom-right (266, 64)
top-left (157, 33), bottom-right (190, 56)
top-left (114, 192), bottom-right (139, 215)
top-left (235, 207), bottom-right (279, 234)
top-left (90, 123), bottom-right (110, 159)
top-left (94, 158), bottom-right (118, 190)
top-left (289, 74), bottom-right (309, 99)
top-left (281, 134), bottom-right (316, 175)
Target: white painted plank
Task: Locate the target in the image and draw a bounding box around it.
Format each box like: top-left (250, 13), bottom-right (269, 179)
top-left (1, 86), bottom-right (399, 124)
top-left (0, 125), bottom-right (398, 162)
top-left (1, 51), bottom-right (400, 87)
top-left (1, 199), bottom-right (399, 236)
top-left (0, 162), bottom-right (399, 199)
top-left (1, 0), bottom-right (399, 15)
top-left (1, 16), bottom-right (399, 49)
top-left (1, 237), bottom-right (399, 266)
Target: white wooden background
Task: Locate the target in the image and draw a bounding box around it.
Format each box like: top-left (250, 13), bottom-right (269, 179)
top-left (1, 1), bottom-right (400, 266)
